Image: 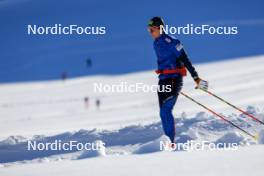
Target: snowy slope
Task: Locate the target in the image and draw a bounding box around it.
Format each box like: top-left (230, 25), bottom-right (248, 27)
top-left (0, 56), bottom-right (264, 175)
top-left (0, 55), bottom-right (263, 137)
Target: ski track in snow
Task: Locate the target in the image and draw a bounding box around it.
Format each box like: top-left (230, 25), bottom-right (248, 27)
top-left (0, 109), bottom-right (263, 165)
top-left (0, 55), bottom-right (264, 168)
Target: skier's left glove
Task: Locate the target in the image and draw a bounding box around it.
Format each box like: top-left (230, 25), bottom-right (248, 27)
top-left (194, 77), bottom-right (208, 90)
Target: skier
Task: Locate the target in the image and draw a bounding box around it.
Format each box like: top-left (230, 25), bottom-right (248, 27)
top-left (86, 57), bottom-right (92, 68)
top-left (96, 98), bottom-right (101, 110)
top-left (84, 96), bottom-right (89, 109)
top-left (148, 17), bottom-right (208, 143)
top-left (61, 71), bottom-right (68, 81)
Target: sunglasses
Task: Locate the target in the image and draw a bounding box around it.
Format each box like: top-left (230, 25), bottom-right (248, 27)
top-left (148, 26), bottom-right (159, 33)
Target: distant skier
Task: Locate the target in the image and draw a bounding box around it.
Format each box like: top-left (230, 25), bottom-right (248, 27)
top-left (148, 17), bottom-right (207, 144)
top-left (86, 57), bottom-right (92, 68)
top-left (84, 96), bottom-right (89, 109)
top-left (61, 71), bottom-right (68, 81)
top-left (96, 98), bottom-right (101, 110)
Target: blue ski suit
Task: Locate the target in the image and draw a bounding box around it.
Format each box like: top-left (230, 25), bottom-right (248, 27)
top-left (153, 34), bottom-right (198, 143)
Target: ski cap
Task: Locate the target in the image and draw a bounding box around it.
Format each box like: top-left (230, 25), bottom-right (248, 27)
top-left (148, 17), bottom-right (164, 27)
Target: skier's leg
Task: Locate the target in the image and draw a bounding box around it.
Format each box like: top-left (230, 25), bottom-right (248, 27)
top-left (160, 97), bottom-right (177, 142)
top-left (158, 77), bottom-right (183, 143)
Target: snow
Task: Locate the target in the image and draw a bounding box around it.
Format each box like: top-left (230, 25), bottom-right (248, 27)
top-left (0, 55), bottom-right (264, 175)
top-left (1, 146), bottom-right (264, 176)
top-left (258, 130), bottom-right (264, 144)
top-left (77, 140), bottom-right (106, 159)
top-left (133, 135), bottom-right (169, 154)
top-left (215, 132), bottom-right (245, 145)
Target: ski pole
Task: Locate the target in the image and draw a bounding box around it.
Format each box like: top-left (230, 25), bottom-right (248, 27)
top-left (180, 92), bottom-right (257, 139)
top-left (199, 88), bottom-right (264, 126)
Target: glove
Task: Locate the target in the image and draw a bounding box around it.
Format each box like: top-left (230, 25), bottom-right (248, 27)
top-left (194, 77), bottom-right (208, 90)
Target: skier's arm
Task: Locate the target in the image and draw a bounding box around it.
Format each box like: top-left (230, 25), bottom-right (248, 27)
top-left (171, 39), bottom-right (208, 89)
top-left (170, 40), bottom-right (199, 80)
top-left (178, 49), bottom-right (199, 81)
top-left (178, 46), bottom-right (208, 90)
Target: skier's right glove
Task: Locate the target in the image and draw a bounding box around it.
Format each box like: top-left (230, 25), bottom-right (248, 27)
top-left (194, 77), bottom-right (208, 90)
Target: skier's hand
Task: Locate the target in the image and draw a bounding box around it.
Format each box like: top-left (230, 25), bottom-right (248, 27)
top-left (194, 78), bottom-right (208, 90)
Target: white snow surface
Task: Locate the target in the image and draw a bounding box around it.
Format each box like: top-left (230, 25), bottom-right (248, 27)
top-left (0, 55), bottom-right (264, 175)
top-left (1, 145), bottom-right (264, 176)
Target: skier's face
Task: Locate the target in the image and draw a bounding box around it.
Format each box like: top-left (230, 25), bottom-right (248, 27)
top-left (148, 26), bottom-right (161, 39)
